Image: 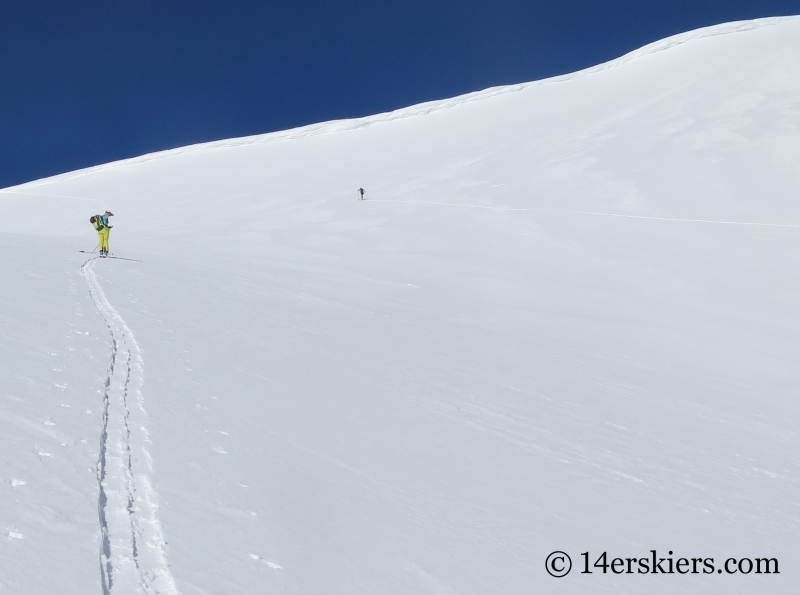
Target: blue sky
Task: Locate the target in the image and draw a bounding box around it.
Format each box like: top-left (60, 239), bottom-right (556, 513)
top-left (2, 0), bottom-right (799, 188)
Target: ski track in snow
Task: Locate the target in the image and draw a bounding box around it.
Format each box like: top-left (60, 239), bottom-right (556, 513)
top-left (375, 200), bottom-right (800, 227)
top-left (81, 258), bottom-right (179, 595)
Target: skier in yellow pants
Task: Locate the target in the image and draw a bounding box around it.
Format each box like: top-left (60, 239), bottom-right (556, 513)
top-left (90, 211), bottom-right (114, 256)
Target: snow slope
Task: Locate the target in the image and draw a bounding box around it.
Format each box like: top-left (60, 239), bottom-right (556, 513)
top-left (2, 15), bottom-right (800, 595)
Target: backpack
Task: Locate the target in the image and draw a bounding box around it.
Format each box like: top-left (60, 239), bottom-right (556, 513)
top-left (90, 215), bottom-right (105, 231)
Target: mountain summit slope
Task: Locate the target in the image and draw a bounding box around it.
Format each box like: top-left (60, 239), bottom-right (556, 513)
top-left (1, 16), bottom-right (799, 595)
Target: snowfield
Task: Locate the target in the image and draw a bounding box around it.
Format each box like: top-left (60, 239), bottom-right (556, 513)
top-left (2, 16), bottom-right (800, 595)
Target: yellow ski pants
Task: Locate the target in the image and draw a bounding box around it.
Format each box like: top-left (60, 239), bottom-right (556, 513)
top-left (98, 228), bottom-right (109, 252)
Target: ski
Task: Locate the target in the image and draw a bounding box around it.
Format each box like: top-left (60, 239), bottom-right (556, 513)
top-left (79, 251), bottom-right (141, 262)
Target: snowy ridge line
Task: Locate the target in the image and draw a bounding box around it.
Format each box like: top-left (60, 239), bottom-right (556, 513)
top-left (81, 258), bottom-right (179, 595)
top-left (4, 16), bottom-right (797, 192)
top-left (376, 199), bottom-right (531, 211)
top-left (375, 200), bottom-right (800, 227)
top-left (572, 211), bottom-right (800, 227)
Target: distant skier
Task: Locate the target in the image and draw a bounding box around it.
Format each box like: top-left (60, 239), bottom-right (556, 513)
top-left (358, 187), bottom-right (366, 200)
top-left (90, 211), bottom-right (114, 256)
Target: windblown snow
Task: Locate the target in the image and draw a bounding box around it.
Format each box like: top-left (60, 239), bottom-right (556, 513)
top-left (1, 16), bottom-right (799, 595)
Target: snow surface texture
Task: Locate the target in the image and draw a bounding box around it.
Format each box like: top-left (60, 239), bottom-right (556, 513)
top-left (1, 15), bottom-right (799, 595)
